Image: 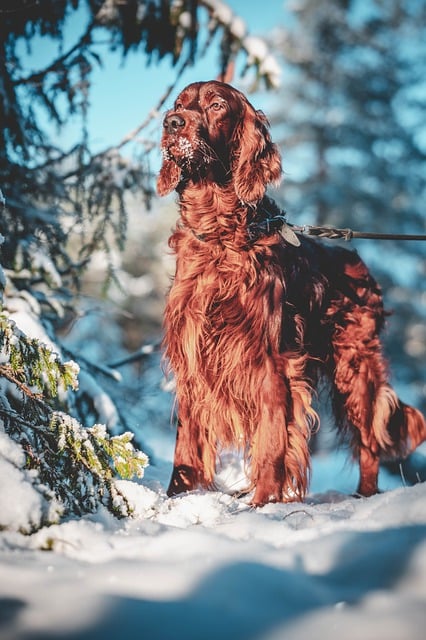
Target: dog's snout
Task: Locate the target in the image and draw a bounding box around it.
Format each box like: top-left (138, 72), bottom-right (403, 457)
top-left (164, 113), bottom-right (185, 134)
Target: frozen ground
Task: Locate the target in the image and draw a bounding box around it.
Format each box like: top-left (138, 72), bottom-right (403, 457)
top-left (1, 405), bottom-right (426, 640)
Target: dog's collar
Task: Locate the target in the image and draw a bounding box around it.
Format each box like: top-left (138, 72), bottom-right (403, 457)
top-left (247, 197), bottom-right (301, 247)
top-left (247, 215), bottom-right (301, 247)
top-left (190, 196), bottom-right (301, 248)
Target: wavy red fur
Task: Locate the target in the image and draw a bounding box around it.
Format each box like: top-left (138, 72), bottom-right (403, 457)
top-left (157, 80), bottom-right (426, 505)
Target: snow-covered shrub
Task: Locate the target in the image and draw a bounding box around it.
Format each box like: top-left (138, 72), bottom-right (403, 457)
top-left (0, 208), bottom-right (148, 532)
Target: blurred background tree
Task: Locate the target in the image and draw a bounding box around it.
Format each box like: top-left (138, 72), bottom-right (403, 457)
top-left (269, 0), bottom-right (426, 412)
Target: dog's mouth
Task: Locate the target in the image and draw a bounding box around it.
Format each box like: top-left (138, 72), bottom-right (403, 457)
top-left (162, 136), bottom-right (220, 176)
top-left (162, 137), bottom-right (196, 165)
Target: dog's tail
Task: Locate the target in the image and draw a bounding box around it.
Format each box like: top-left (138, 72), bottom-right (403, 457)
top-left (398, 403), bottom-right (426, 455)
top-left (378, 390), bottom-right (426, 459)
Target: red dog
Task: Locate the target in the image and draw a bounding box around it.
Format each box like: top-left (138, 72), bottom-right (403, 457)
top-left (157, 80), bottom-right (426, 505)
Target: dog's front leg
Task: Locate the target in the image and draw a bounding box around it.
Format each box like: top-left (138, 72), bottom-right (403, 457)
top-left (249, 369), bottom-right (291, 506)
top-left (167, 417), bottom-right (200, 496)
top-left (167, 401), bottom-right (216, 496)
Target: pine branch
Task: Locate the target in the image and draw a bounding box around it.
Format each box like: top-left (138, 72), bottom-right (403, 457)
top-left (13, 21), bottom-right (96, 87)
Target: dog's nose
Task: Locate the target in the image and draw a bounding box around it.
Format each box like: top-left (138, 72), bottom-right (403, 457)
top-left (163, 113), bottom-right (185, 134)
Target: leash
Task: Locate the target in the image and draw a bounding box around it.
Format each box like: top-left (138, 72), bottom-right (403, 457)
top-left (284, 221), bottom-right (426, 242)
top-left (251, 197), bottom-right (426, 247)
top-left (288, 224), bottom-right (426, 243)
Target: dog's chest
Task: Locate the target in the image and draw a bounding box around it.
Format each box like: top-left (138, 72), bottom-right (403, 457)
top-left (166, 244), bottom-right (286, 372)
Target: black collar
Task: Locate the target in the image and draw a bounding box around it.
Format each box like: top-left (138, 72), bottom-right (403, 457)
top-left (247, 196), bottom-right (300, 247)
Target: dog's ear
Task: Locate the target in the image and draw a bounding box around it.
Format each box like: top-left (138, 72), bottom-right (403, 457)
top-left (157, 158), bottom-right (182, 196)
top-left (230, 106), bottom-right (282, 204)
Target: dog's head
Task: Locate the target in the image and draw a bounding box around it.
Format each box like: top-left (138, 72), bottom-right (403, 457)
top-left (157, 80), bottom-right (282, 204)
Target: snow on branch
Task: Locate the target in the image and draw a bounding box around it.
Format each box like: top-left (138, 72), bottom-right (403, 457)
top-left (201, 0), bottom-right (281, 88)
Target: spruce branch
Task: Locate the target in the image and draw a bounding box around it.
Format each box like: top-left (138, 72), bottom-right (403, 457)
top-left (0, 311), bottom-right (149, 522)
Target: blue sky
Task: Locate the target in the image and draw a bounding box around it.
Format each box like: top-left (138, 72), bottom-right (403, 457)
top-left (22, 1), bottom-right (286, 157)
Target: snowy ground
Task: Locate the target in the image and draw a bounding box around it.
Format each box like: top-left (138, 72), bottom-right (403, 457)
top-left (1, 391), bottom-right (426, 640)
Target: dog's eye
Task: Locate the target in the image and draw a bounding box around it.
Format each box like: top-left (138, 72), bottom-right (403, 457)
top-left (175, 102), bottom-right (183, 110)
top-left (210, 102), bottom-right (223, 111)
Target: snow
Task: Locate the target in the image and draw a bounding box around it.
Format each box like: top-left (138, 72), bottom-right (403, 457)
top-left (0, 432), bottom-right (63, 534)
top-left (1, 410), bottom-right (426, 639)
top-left (0, 433), bottom-right (45, 533)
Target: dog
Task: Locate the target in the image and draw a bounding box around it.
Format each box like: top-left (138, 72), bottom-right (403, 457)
top-left (157, 80), bottom-right (426, 505)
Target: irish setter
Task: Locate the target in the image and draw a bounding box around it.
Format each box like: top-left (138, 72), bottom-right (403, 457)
top-left (157, 80), bottom-right (426, 505)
